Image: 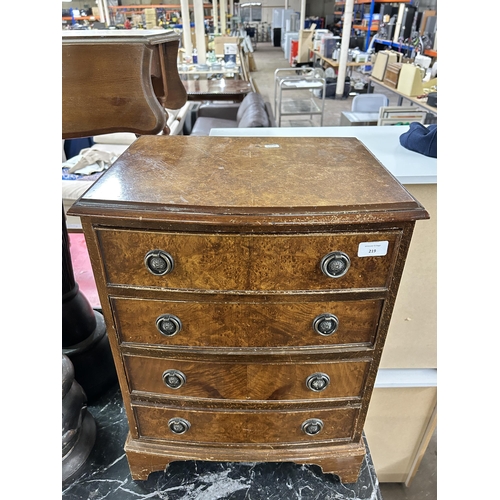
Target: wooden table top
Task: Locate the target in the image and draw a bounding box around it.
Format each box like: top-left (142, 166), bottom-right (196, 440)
top-left (182, 79), bottom-right (252, 101)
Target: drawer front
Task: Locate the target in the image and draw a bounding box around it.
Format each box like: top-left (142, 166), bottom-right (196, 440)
top-left (97, 229), bottom-right (401, 291)
top-left (133, 404), bottom-right (358, 444)
top-left (112, 296), bottom-right (382, 348)
top-left (124, 355), bottom-right (370, 401)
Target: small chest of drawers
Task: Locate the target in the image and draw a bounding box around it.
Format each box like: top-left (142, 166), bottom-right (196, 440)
top-left (69, 136), bottom-right (428, 483)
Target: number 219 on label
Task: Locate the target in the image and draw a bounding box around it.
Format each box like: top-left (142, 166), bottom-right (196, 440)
top-left (358, 241), bottom-right (389, 257)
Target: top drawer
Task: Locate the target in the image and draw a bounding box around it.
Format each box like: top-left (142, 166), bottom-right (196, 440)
top-left (96, 229), bottom-right (401, 292)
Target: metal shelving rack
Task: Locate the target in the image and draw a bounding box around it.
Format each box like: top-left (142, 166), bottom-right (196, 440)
top-left (334, 0), bottom-right (414, 51)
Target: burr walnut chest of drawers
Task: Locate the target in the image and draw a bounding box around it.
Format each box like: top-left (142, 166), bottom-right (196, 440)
top-left (68, 135), bottom-right (429, 483)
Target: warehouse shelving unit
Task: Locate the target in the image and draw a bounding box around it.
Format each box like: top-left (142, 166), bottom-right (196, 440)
top-left (334, 0), bottom-right (413, 51)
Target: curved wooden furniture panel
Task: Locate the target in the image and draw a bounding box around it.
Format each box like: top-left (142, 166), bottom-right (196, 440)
top-left (111, 296), bottom-right (382, 348)
top-left (124, 354), bottom-right (370, 401)
top-left (62, 30), bottom-right (186, 139)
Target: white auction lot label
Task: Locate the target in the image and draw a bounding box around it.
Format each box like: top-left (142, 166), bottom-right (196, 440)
top-left (358, 241), bottom-right (389, 257)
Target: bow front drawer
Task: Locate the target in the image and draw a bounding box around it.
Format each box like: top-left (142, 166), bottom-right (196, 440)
top-left (111, 296), bottom-right (383, 348)
top-left (133, 403), bottom-right (359, 444)
top-left (124, 354), bottom-right (370, 401)
top-left (96, 229), bottom-right (401, 291)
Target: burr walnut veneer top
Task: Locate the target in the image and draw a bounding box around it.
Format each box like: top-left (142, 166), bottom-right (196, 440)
top-left (72, 136), bottom-right (428, 223)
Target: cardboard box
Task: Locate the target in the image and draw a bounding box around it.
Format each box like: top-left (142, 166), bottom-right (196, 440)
top-left (214, 36), bottom-right (239, 57)
top-left (144, 8), bottom-right (157, 29)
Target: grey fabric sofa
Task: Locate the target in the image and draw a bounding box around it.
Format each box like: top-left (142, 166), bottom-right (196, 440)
top-left (189, 92), bottom-right (276, 136)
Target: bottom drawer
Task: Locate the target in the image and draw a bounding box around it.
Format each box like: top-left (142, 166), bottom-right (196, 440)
top-left (133, 403), bottom-right (359, 444)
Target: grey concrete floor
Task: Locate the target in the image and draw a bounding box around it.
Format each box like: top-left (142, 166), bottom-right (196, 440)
top-left (248, 42), bottom-right (437, 500)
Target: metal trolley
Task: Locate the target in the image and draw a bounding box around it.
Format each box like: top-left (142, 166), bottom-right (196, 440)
top-left (274, 68), bottom-right (326, 127)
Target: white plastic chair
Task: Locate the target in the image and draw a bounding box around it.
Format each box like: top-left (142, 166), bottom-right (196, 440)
top-left (351, 93), bottom-right (389, 113)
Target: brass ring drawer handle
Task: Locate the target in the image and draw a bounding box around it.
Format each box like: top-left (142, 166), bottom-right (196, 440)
top-left (168, 417), bottom-right (191, 434)
top-left (144, 249), bottom-right (174, 276)
top-left (162, 369), bottom-right (186, 389)
top-left (301, 418), bottom-right (324, 436)
top-left (320, 251), bottom-right (350, 278)
top-left (156, 314), bottom-right (182, 337)
top-left (306, 373), bottom-right (330, 392)
top-left (312, 314), bottom-right (339, 336)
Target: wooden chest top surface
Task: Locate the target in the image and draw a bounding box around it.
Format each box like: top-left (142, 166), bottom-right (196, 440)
top-left (71, 136), bottom-right (427, 222)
